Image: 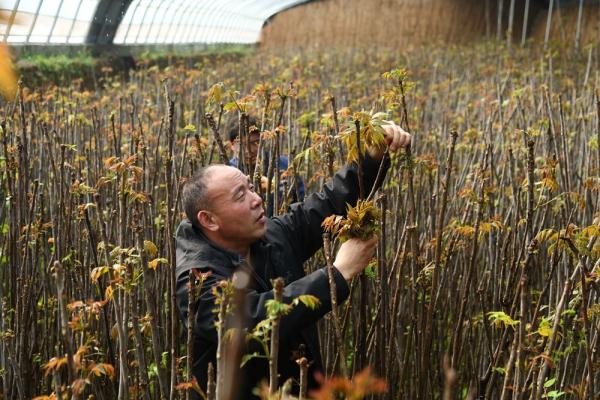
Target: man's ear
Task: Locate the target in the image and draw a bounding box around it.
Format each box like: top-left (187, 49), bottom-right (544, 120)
top-left (197, 210), bottom-right (219, 232)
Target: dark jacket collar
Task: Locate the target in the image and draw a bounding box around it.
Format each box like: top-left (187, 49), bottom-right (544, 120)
top-left (175, 219), bottom-right (272, 290)
top-left (175, 219), bottom-right (244, 277)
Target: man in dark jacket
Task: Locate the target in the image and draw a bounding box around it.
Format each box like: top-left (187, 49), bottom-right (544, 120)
top-left (176, 122), bottom-right (410, 398)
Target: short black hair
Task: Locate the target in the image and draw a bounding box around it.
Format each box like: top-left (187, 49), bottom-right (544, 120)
top-left (227, 116), bottom-right (259, 142)
top-left (181, 166), bottom-right (214, 229)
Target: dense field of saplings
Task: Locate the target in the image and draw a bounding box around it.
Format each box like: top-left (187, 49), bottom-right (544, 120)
top-left (1, 42), bottom-right (599, 399)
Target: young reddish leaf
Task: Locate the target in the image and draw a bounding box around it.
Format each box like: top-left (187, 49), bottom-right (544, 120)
top-left (42, 357), bottom-right (68, 376)
top-left (89, 363), bottom-right (115, 380)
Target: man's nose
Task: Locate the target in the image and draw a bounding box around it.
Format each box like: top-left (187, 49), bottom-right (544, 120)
top-left (251, 190), bottom-right (263, 207)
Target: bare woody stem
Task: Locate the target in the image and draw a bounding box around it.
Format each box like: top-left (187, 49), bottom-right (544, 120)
top-left (323, 232), bottom-right (348, 378)
top-left (421, 130), bottom-right (458, 377)
top-left (186, 270), bottom-right (196, 400)
top-left (399, 78), bottom-right (411, 133)
top-left (297, 357), bottom-right (308, 400)
top-left (526, 139), bottom-right (535, 242)
top-left (94, 192), bottom-right (129, 400)
top-left (534, 236), bottom-right (597, 399)
top-left (204, 113), bottom-right (230, 164)
top-left (366, 149), bottom-right (390, 202)
top-left (207, 363), bottom-right (216, 400)
top-left (273, 128), bottom-right (280, 216)
top-left (265, 138), bottom-right (274, 217)
top-left (561, 237), bottom-right (596, 399)
top-left (165, 90), bottom-right (177, 400)
top-left (269, 277), bottom-right (284, 395)
top-left (579, 261), bottom-right (595, 400)
top-left (330, 96), bottom-right (341, 135)
top-left (53, 261), bottom-right (76, 398)
top-left (442, 355), bottom-right (456, 400)
top-left (132, 210), bottom-right (151, 400)
top-left (134, 205), bottom-right (168, 398)
top-left (327, 96), bottom-right (340, 177)
top-left (397, 76), bottom-right (422, 395)
top-left (500, 239), bottom-right (537, 400)
top-left (240, 113), bottom-right (250, 175)
top-left (254, 93), bottom-right (271, 192)
top-left (353, 120), bottom-right (369, 373)
top-left (450, 153), bottom-right (488, 369)
top-left (596, 90), bottom-right (600, 175)
top-left (354, 119), bottom-right (365, 199)
top-left (534, 268), bottom-right (576, 399)
top-left (215, 285), bottom-right (230, 400)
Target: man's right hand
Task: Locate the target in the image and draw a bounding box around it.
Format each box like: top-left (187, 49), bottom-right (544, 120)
top-left (333, 236), bottom-right (378, 281)
top-left (367, 121), bottom-right (411, 161)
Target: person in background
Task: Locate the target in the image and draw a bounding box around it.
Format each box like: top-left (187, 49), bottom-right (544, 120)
top-left (228, 117), bottom-right (305, 216)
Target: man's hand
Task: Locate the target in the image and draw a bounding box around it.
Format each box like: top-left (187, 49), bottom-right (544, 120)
top-left (334, 236), bottom-right (378, 281)
top-left (367, 121), bottom-right (411, 160)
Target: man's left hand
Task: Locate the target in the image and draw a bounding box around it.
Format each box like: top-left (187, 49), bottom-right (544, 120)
top-left (367, 121), bottom-right (411, 160)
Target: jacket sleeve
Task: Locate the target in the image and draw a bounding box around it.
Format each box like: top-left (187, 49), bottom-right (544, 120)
top-left (177, 264), bottom-right (350, 343)
top-left (273, 155), bottom-right (389, 264)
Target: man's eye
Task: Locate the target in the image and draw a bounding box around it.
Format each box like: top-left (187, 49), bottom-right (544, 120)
top-left (249, 184), bottom-right (255, 192)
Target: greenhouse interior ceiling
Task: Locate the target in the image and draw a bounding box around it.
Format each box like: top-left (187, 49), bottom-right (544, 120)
top-left (0, 0), bottom-right (312, 45)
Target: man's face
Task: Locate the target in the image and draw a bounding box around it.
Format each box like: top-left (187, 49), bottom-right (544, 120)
top-left (246, 132), bottom-right (260, 161)
top-left (233, 132), bottom-right (260, 166)
top-left (202, 165), bottom-right (266, 246)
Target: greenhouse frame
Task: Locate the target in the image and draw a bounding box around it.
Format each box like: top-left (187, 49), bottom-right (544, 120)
top-left (0, 0), bottom-right (312, 45)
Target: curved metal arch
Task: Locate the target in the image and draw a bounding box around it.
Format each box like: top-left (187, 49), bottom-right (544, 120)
top-left (154, 0), bottom-right (180, 43)
top-left (208, 0), bottom-right (249, 43)
top-left (245, 0), bottom-right (283, 18)
top-left (133, 0), bottom-right (154, 43)
top-left (216, 14), bottom-right (242, 43)
top-left (66, 0), bottom-right (85, 43)
top-left (162, 0), bottom-right (188, 43)
top-left (181, 4), bottom-right (204, 43)
top-left (211, 0), bottom-right (255, 43)
top-left (184, 1), bottom-right (213, 43)
top-left (88, 0), bottom-right (321, 45)
top-left (205, 3), bottom-right (232, 43)
top-left (184, 5), bottom-right (206, 43)
top-left (86, 0), bottom-right (134, 44)
top-left (121, 0), bottom-right (144, 43)
top-left (143, 0), bottom-right (165, 43)
top-left (217, 0), bottom-right (264, 43)
top-left (47, 0), bottom-right (66, 43)
top-left (26, 0), bottom-right (44, 43)
top-left (197, 0), bottom-right (231, 43)
top-left (188, 2), bottom-right (215, 43)
top-left (219, 0), bottom-right (302, 43)
top-left (258, 0), bottom-right (311, 20)
top-left (211, 0), bottom-right (256, 43)
top-left (220, 14), bottom-right (260, 43)
top-left (219, 15), bottom-right (240, 43)
top-left (237, 16), bottom-right (260, 43)
top-left (176, 1), bottom-right (206, 43)
top-left (150, 0), bottom-right (179, 43)
top-left (212, 0), bottom-right (313, 43)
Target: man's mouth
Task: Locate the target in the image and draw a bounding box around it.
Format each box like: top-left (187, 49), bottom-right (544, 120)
top-left (256, 211), bottom-right (266, 224)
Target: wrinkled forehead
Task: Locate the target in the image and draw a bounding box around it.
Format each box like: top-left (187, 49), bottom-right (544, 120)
top-left (205, 165), bottom-right (247, 202)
